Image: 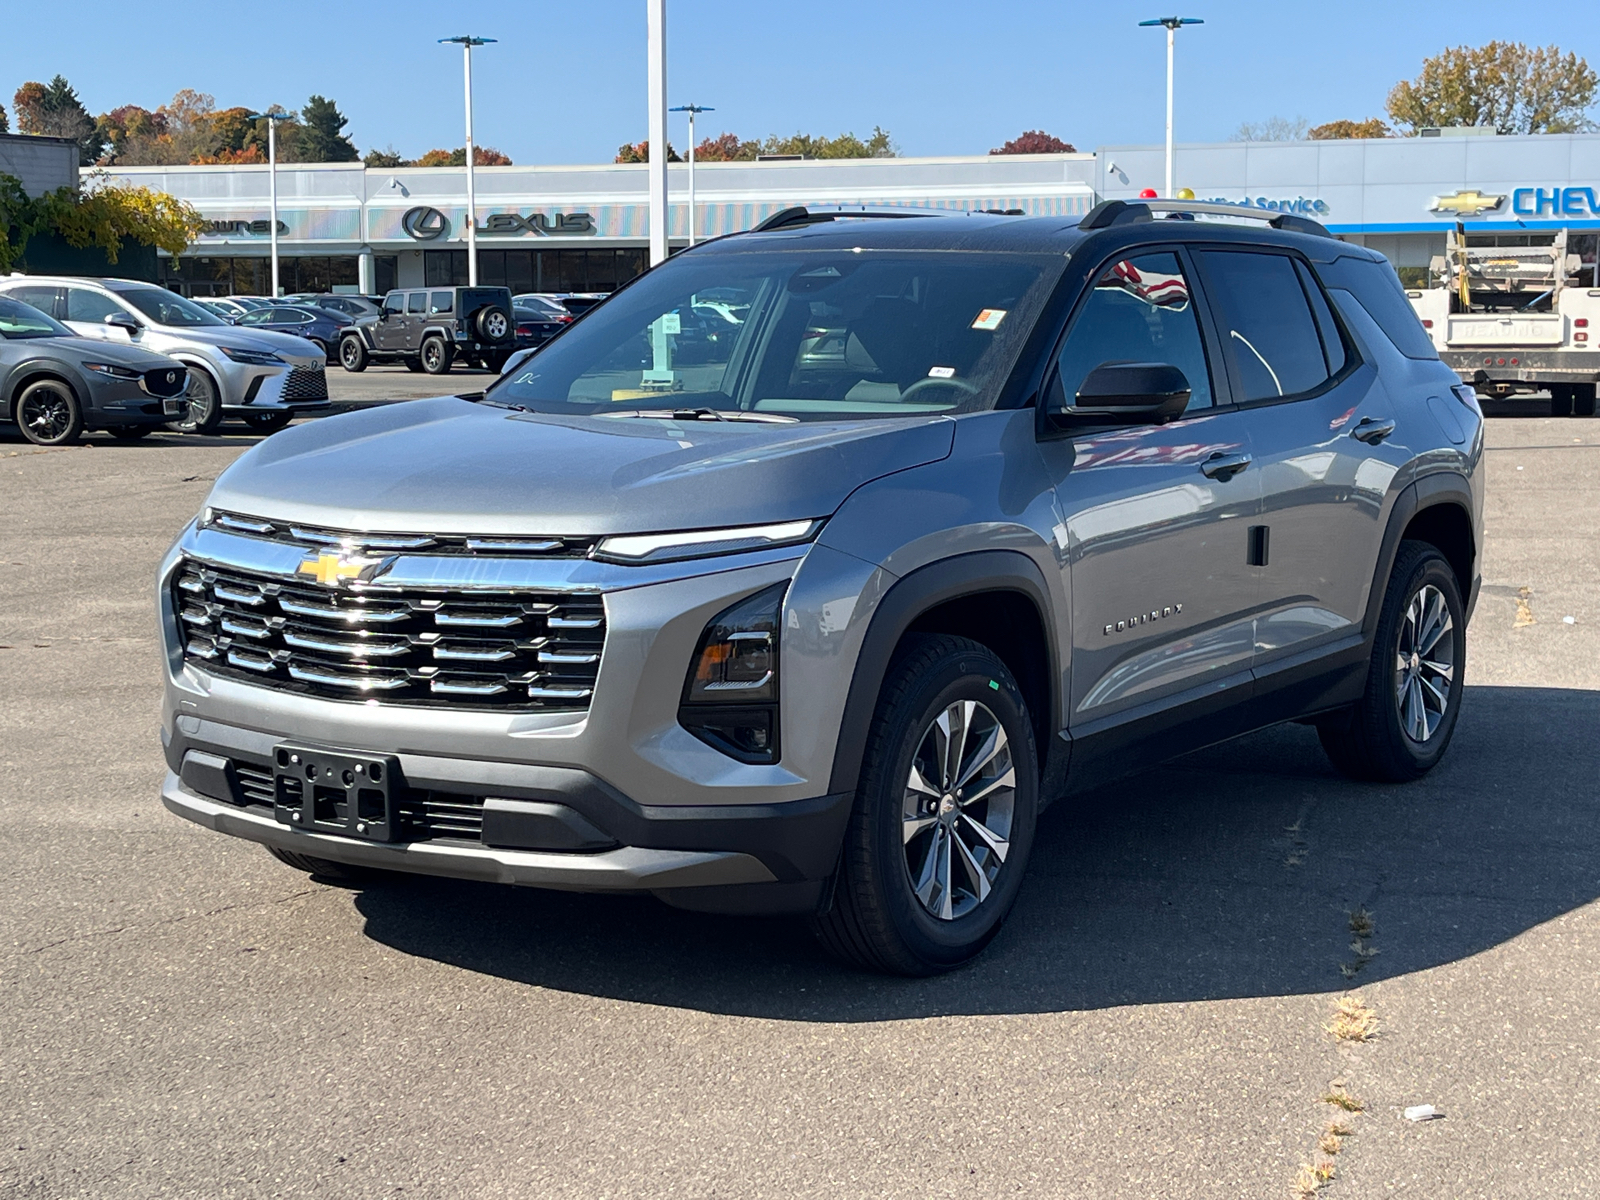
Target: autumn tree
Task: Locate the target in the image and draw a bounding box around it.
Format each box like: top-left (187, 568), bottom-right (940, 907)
top-left (1387, 42), bottom-right (1598, 134)
top-left (991, 131), bottom-right (1076, 154)
top-left (1309, 118), bottom-right (1392, 140)
top-left (413, 146), bottom-right (513, 167)
top-left (615, 141), bottom-right (680, 163)
top-left (694, 132), bottom-right (759, 161)
top-left (12, 76), bottom-right (103, 163)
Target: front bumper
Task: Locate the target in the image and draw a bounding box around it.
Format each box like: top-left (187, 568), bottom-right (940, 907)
top-left (163, 772), bottom-right (780, 892)
top-left (215, 354), bottom-right (332, 412)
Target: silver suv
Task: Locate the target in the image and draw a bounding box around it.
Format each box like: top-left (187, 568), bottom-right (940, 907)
top-left (0, 277), bottom-right (330, 435)
top-left (156, 201), bottom-right (1484, 975)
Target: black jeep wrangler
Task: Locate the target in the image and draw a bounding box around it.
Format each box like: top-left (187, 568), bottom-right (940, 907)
top-left (338, 287), bottom-right (515, 375)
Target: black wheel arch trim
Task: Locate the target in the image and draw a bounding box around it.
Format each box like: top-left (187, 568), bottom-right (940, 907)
top-left (1364, 471), bottom-right (1478, 639)
top-left (825, 550), bottom-right (1062, 798)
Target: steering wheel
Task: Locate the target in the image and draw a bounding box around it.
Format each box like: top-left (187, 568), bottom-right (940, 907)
top-left (895, 376), bottom-right (983, 405)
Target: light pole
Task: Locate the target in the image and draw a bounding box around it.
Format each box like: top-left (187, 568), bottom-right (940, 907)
top-left (247, 111), bottom-right (292, 296)
top-left (647, 0), bottom-right (668, 266)
top-left (670, 104), bottom-right (714, 246)
top-left (1138, 17), bottom-right (1203, 198)
top-left (440, 35), bottom-right (497, 285)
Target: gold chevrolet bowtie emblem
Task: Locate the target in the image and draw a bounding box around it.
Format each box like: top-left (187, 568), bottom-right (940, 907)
top-left (296, 549), bottom-right (383, 587)
top-left (1430, 189), bottom-right (1505, 217)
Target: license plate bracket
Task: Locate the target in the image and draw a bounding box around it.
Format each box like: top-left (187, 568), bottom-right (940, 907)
top-left (272, 744), bottom-right (402, 842)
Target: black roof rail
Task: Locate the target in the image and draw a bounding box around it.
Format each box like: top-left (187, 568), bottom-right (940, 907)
top-left (750, 205), bottom-right (944, 233)
top-left (1078, 197), bottom-right (1334, 239)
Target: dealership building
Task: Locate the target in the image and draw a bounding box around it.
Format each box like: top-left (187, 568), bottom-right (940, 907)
top-left (100, 130), bottom-right (1600, 297)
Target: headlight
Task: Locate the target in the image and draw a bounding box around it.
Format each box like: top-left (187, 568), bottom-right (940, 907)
top-left (679, 583), bottom-right (785, 763)
top-left (220, 346), bottom-right (286, 366)
top-left (593, 519), bottom-right (822, 565)
top-left (82, 361), bottom-right (141, 379)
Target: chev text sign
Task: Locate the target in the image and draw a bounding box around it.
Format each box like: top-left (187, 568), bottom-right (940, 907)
top-left (1510, 187), bottom-right (1600, 218)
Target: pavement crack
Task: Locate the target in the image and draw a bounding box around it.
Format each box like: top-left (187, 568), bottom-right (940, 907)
top-left (19, 887), bottom-right (319, 955)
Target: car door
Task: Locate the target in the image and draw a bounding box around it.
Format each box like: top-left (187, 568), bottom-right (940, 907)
top-left (403, 291), bottom-right (429, 350)
top-left (1042, 248), bottom-right (1263, 775)
top-left (62, 286), bottom-right (134, 343)
top-left (1192, 248), bottom-right (1402, 705)
top-left (375, 292), bottom-right (406, 350)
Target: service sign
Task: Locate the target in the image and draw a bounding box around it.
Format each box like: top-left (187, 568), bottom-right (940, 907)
top-left (1198, 195), bottom-right (1331, 217)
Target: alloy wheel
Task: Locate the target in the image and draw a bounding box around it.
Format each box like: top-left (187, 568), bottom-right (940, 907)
top-left (901, 699), bottom-right (1016, 921)
top-left (175, 372), bottom-right (218, 433)
top-left (20, 390), bottom-right (73, 442)
top-left (1394, 582), bottom-right (1455, 742)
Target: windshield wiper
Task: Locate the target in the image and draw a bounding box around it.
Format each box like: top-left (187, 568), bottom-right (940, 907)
top-left (604, 407), bottom-right (798, 424)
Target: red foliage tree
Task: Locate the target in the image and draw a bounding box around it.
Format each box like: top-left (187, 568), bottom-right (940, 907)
top-left (990, 130), bottom-right (1077, 155)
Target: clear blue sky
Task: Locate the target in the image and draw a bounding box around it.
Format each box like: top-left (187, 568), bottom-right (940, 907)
top-left (1, 1), bottom-right (1592, 162)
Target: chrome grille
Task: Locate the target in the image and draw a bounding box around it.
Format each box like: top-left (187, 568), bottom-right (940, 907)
top-left (176, 565), bottom-right (604, 710)
top-left (279, 364), bottom-right (328, 402)
top-left (207, 509), bottom-right (596, 557)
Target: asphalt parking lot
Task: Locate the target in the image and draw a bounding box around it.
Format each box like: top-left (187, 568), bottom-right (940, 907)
top-left (2, 406), bottom-right (1597, 1199)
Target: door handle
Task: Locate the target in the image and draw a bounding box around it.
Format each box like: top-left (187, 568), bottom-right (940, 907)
top-left (1351, 417), bottom-right (1396, 444)
top-left (1200, 451), bottom-right (1252, 481)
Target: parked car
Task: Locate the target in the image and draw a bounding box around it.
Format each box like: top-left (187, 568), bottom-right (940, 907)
top-left (156, 201), bottom-right (1483, 975)
top-left (0, 277), bottom-right (331, 435)
top-left (284, 293), bottom-right (383, 321)
top-left (337, 286), bottom-right (515, 374)
top-left (512, 293), bottom-right (573, 350)
top-left (194, 298), bottom-right (244, 323)
top-left (234, 304), bottom-right (351, 362)
top-left (225, 297), bottom-right (275, 312)
top-left (2, 294), bottom-right (189, 445)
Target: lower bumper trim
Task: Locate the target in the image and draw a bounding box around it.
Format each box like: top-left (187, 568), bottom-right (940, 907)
top-left (162, 772), bottom-right (777, 892)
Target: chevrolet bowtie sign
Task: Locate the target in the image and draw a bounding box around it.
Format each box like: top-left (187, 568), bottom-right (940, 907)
top-left (400, 206), bottom-right (596, 240)
top-left (1429, 190), bottom-right (1506, 217)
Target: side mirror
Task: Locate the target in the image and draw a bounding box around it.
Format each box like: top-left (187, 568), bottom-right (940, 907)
top-left (106, 312), bottom-right (141, 333)
top-left (1047, 361), bottom-right (1190, 427)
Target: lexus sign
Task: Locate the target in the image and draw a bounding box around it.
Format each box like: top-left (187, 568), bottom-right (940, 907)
top-left (400, 206), bottom-right (595, 240)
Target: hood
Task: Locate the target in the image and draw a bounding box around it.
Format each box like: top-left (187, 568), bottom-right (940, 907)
top-left (207, 396), bottom-right (955, 536)
top-left (153, 323), bottom-right (323, 361)
top-left (35, 337), bottom-right (181, 370)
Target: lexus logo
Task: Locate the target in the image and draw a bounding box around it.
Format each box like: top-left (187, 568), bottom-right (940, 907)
top-left (401, 206), bottom-right (450, 240)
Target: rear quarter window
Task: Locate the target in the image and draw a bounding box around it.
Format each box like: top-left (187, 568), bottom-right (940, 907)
top-left (1313, 255), bottom-right (1438, 361)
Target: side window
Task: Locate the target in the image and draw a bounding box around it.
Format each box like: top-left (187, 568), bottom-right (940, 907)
top-left (10, 285), bottom-right (63, 318)
top-left (238, 311), bottom-right (268, 325)
top-left (65, 288), bottom-right (124, 324)
top-left (1195, 250), bottom-right (1330, 402)
top-left (430, 291), bottom-right (454, 314)
top-left (382, 292), bottom-right (405, 316)
top-left (1055, 251), bottom-right (1213, 413)
top-left (1295, 260), bottom-right (1347, 377)
top-left (1314, 255), bottom-right (1439, 361)
top-left (406, 292), bottom-right (427, 315)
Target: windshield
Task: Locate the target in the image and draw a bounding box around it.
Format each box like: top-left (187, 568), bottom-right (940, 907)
top-left (0, 296), bottom-right (72, 339)
top-left (116, 287), bottom-right (225, 327)
top-left (489, 248), bottom-right (1062, 420)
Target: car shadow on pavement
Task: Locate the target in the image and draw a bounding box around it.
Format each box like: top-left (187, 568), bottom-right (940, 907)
top-left (352, 684), bottom-right (1600, 1019)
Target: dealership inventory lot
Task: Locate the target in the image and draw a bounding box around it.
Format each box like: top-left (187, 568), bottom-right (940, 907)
top-left (1, 417), bottom-right (1597, 1198)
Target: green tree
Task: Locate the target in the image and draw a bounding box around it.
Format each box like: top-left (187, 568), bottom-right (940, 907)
top-left (0, 102), bottom-right (9, 134)
top-left (761, 127), bottom-right (897, 158)
top-left (12, 76), bottom-right (103, 164)
top-left (1387, 42), bottom-right (1597, 134)
top-left (293, 95), bottom-right (359, 162)
top-left (1309, 118), bottom-right (1392, 140)
top-left (364, 146), bottom-right (408, 168)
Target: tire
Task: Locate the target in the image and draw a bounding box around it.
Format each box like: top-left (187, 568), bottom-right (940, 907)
top-left (339, 336), bottom-right (368, 373)
top-left (107, 425), bottom-right (155, 440)
top-left (420, 335), bottom-right (452, 375)
top-left (402, 356), bottom-right (424, 373)
top-left (242, 411), bottom-right (293, 434)
top-left (811, 633), bottom-right (1039, 975)
top-left (310, 338), bottom-right (331, 362)
top-left (474, 304), bottom-right (512, 344)
top-left (266, 845), bottom-right (388, 884)
top-left (14, 379), bottom-right (84, 446)
top-left (169, 367), bottom-right (223, 435)
top-left (1551, 385), bottom-right (1574, 417)
top-left (1317, 541), bottom-right (1466, 782)
top-left (1576, 384), bottom-right (1597, 418)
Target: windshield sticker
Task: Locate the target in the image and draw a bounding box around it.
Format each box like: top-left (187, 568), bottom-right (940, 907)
top-left (971, 309), bottom-right (1007, 331)
top-left (927, 366), bottom-right (956, 379)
